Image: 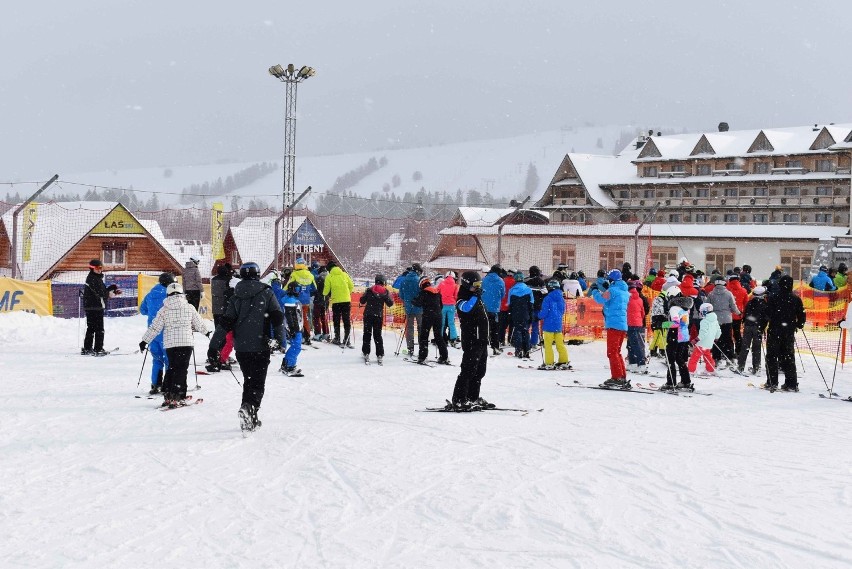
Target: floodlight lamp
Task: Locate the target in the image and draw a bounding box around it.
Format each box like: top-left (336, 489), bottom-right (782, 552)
top-left (298, 66), bottom-right (309, 78)
top-left (287, 64), bottom-right (295, 75)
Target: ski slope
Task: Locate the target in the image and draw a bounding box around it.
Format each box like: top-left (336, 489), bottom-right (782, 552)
top-left (1, 311), bottom-right (850, 568)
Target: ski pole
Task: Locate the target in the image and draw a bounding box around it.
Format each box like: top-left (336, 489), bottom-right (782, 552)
top-left (77, 291), bottom-right (82, 350)
top-left (830, 326), bottom-right (842, 397)
top-left (227, 365), bottom-right (242, 387)
top-left (191, 347), bottom-right (200, 390)
top-left (800, 329), bottom-right (831, 395)
top-left (394, 315), bottom-right (407, 356)
top-left (136, 349), bottom-right (149, 389)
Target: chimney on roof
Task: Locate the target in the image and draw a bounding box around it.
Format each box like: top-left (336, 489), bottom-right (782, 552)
top-left (647, 130), bottom-right (654, 136)
top-left (656, 131), bottom-right (661, 137)
top-left (718, 122), bottom-right (729, 132)
top-left (813, 124), bottom-right (820, 131)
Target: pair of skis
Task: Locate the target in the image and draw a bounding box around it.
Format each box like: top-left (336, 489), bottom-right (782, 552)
top-left (418, 400), bottom-right (541, 415)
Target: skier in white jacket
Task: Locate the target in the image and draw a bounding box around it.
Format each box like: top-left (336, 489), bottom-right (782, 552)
top-left (140, 282), bottom-right (209, 407)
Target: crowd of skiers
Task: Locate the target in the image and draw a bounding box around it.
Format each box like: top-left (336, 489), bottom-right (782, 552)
top-left (84, 250), bottom-right (823, 430)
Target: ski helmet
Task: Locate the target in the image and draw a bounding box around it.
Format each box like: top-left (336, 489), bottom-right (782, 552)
top-left (419, 276), bottom-right (431, 288)
top-left (514, 271), bottom-right (524, 282)
top-left (607, 269), bottom-right (622, 281)
top-left (460, 270), bottom-right (481, 290)
top-left (158, 272), bottom-right (175, 287)
top-left (569, 272), bottom-right (579, 280)
top-left (546, 279), bottom-right (561, 291)
top-left (577, 270), bottom-right (586, 279)
top-left (286, 280), bottom-right (302, 295)
top-left (375, 273), bottom-right (386, 285)
top-left (667, 286), bottom-right (682, 297)
top-left (529, 265), bottom-right (541, 277)
top-left (699, 302), bottom-right (714, 316)
top-left (239, 262), bottom-right (261, 280)
top-left (166, 282), bottom-right (184, 296)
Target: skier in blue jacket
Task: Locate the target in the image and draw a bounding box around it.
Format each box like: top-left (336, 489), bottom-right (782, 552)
top-left (481, 264), bottom-right (506, 355)
top-left (272, 279), bottom-right (303, 376)
top-left (398, 263), bottom-right (424, 355)
top-left (591, 269), bottom-right (629, 387)
top-left (809, 265), bottom-right (837, 292)
top-left (538, 279), bottom-right (570, 370)
top-left (139, 272), bottom-right (175, 395)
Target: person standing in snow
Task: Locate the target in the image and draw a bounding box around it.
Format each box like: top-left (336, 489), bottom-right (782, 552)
top-left (139, 272), bottom-right (175, 394)
top-left (81, 259), bottom-right (121, 356)
top-left (397, 264), bottom-right (423, 355)
top-left (562, 272), bottom-right (584, 298)
top-left (322, 260), bottom-right (355, 346)
top-left (289, 257), bottom-right (317, 345)
top-left (625, 280), bottom-right (647, 373)
top-left (727, 274), bottom-right (749, 354)
top-left (481, 264), bottom-right (506, 355)
top-left (448, 271), bottom-right (493, 411)
top-left (648, 288), bottom-right (670, 359)
top-left (139, 282), bottom-right (209, 408)
top-left (708, 275), bottom-right (741, 366)
top-left (412, 275), bottom-right (450, 365)
top-left (274, 279), bottom-right (303, 376)
top-left (687, 303), bottom-right (721, 376)
top-left (764, 275), bottom-right (805, 392)
top-left (182, 256), bottom-right (203, 310)
top-left (663, 290), bottom-right (694, 389)
top-left (525, 266), bottom-right (546, 347)
top-left (834, 263), bottom-right (848, 289)
top-left (508, 271), bottom-right (535, 359)
top-left (736, 286), bottom-right (768, 375)
top-left (437, 271), bottom-right (459, 348)
top-left (498, 268), bottom-right (516, 346)
top-left (591, 269), bottom-right (629, 387)
top-left (312, 265), bottom-right (330, 342)
top-left (810, 265), bottom-right (837, 292)
top-left (207, 263), bottom-right (235, 372)
top-left (359, 273), bottom-right (394, 364)
top-left (208, 262), bottom-right (286, 433)
top-left (538, 278), bottom-right (571, 370)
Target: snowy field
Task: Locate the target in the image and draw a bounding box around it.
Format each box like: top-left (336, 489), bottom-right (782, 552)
top-left (1, 312), bottom-right (851, 569)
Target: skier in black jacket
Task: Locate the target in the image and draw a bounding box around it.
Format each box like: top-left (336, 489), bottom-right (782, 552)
top-left (736, 286), bottom-right (768, 375)
top-left (448, 271), bottom-right (494, 411)
top-left (525, 265), bottom-right (546, 347)
top-left (764, 275), bottom-right (806, 391)
top-left (208, 262), bottom-right (286, 433)
top-left (412, 275), bottom-right (449, 364)
top-left (81, 259), bottom-right (121, 355)
top-left (359, 273), bottom-right (394, 364)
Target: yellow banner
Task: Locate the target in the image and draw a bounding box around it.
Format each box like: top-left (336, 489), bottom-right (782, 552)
top-left (212, 203), bottom-right (225, 260)
top-left (22, 203), bottom-right (38, 262)
top-left (137, 274), bottom-right (212, 319)
top-left (90, 205), bottom-right (145, 235)
top-left (0, 277), bottom-right (53, 316)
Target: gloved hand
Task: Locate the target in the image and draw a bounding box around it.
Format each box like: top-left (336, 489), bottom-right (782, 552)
top-left (205, 331), bottom-right (212, 338)
top-left (661, 321), bottom-right (673, 329)
top-left (139, 341), bottom-right (148, 352)
top-left (107, 284), bottom-right (118, 292)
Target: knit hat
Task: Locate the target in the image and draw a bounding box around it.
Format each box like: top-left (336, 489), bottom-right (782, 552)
top-left (607, 269), bottom-right (622, 281)
top-left (649, 268), bottom-right (657, 275)
top-left (514, 271), bottom-right (524, 281)
top-left (296, 257), bottom-right (306, 265)
top-left (89, 259), bottom-right (103, 269)
top-left (419, 276), bottom-right (431, 288)
top-left (752, 286), bottom-right (766, 296)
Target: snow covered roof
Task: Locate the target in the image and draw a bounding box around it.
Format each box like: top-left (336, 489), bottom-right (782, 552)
top-left (362, 232), bottom-right (404, 266)
top-left (0, 201), bottom-right (174, 281)
top-left (456, 207), bottom-right (517, 227)
top-left (424, 256), bottom-right (485, 271)
top-left (633, 124), bottom-right (852, 162)
top-left (439, 223), bottom-right (848, 241)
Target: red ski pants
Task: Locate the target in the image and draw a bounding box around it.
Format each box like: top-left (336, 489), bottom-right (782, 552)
top-left (606, 329), bottom-right (627, 379)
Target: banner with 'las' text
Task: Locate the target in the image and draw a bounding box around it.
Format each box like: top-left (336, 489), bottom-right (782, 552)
top-left (0, 277), bottom-right (53, 316)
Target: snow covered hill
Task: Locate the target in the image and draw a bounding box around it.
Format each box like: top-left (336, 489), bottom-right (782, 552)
top-left (49, 125), bottom-right (644, 210)
top-left (1, 311), bottom-right (850, 568)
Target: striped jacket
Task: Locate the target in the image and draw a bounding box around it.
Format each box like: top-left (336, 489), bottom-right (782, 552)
top-left (142, 295), bottom-right (208, 348)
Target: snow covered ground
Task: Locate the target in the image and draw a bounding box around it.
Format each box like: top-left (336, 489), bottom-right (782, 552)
top-left (2, 311), bottom-right (851, 568)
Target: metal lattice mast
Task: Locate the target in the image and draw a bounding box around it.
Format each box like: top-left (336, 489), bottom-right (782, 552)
top-left (269, 64), bottom-right (315, 270)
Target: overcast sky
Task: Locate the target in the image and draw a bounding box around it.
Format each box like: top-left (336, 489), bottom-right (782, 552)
top-left (3, 0), bottom-right (850, 179)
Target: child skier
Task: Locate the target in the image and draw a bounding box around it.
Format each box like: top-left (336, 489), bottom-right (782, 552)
top-left (412, 275), bottom-right (450, 365)
top-left (508, 271), bottom-right (535, 359)
top-left (538, 279), bottom-right (571, 370)
top-left (626, 280), bottom-right (648, 373)
top-left (662, 289), bottom-right (693, 390)
top-left (278, 280), bottom-right (304, 376)
top-left (688, 303), bottom-right (721, 376)
top-left (139, 282), bottom-right (209, 408)
top-left (359, 273), bottom-right (394, 365)
top-left (736, 286), bottom-right (768, 375)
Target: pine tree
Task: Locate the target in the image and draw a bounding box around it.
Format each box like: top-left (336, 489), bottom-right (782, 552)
top-left (524, 162), bottom-right (540, 195)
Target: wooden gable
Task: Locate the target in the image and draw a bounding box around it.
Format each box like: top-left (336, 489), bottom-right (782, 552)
top-left (810, 127), bottom-right (838, 150)
top-left (690, 135), bottom-right (716, 156)
top-left (747, 131), bottom-right (775, 153)
top-left (636, 139), bottom-right (662, 159)
top-left (535, 155), bottom-right (585, 207)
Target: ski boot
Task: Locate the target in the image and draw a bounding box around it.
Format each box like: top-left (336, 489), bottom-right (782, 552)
top-left (81, 348), bottom-right (93, 356)
top-left (601, 378), bottom-right (630, 389)
top-left (556, 363), bottom-right (573, 371)
top-left (205, 358), bottom-right (221, 373)
top-left (376, 355), bottom-right (383, 366)
top-left (675, 382), bottom-right (695, 392)
top-left (238, 404), bottom-right (260, 433)
top-left (658, 383), bottom-right (676, 391)
top-left (436, 358), bottom-right (451, 365)
top-left (149, 385), bottom-right (161, 396)
top-left (537, 364), bottom-right (555, 371)
top-left (363, 353), bottom-right (370, 364)
top-left (779, 384), bottom-right (799, 392)
top-left (470, 397), bottom-right (495, 411)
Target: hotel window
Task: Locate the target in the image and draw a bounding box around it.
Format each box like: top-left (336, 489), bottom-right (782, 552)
top-left (725, 162), bottom-right (740, 170)
top-left (815, 159), bottom-right (834, 172)
top-left (695, 213), bottom-right (709, 222)
top-left (671, 164), bottom-right (685, 172)
top-left (784, 187), bottom-right (800, 196)
top-left (669, 214), bottom-right (681, 222)
top-left (753, 187), bottom-right (768, 197)
top-left (723, 214), bottom-right (738, 223)
top-left (706, 248), bottom-right (736, 275)
top-left (552, 245), bottom-right (576, 271)
top-left (599, 245), bottom-right (625, 271)
top-left (779, 249), bottom-right (813, 281)
top-left (815, 213), bottom-right (832, 223)
top-left (643, 166), bottom-right (658, 177)
top-left (753, 162), bottom-right (770, 174)
top-left (644, 189), bottom-right (656, 198)
top-left (815, 186), bottom-right (832, 196)
top-left (619, 190), bottom-right (629, 198)
top-left (653, 246), bottom-right (679, 271)
top-left (697, 164), bottom-right (712, 176)
top-left (724, 188), bottom-right (738, 197)
top-left (670, 189), bottom-right (682, 198)
top-left (753, 214), bottom-right (768, 223)
top-left (785, 160), bottom-right (803, 168)
top-left (696, 188), bottom-right (709, 197)
top-left (783, 213), bottom-right (799, 222)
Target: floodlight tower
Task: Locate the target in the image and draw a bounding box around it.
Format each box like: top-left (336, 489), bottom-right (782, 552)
top-left (269, 63), bottom-right (315, 269)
